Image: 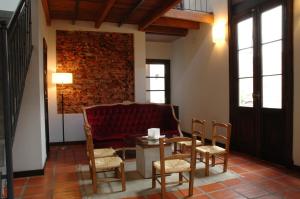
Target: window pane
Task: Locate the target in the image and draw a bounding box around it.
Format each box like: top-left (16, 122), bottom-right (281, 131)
top-left (146, 64), bottom-right (165, 77)
top-left (239, 48), bottom-right (253, 78)
top-left (147, 78), bottom-right (165, 90)
top-left (239, 78), bottom-right (253, 107)
top-left (148, 91), bottom-right (165, 103)
top-left (238, 18), bottom-right (253, 49)
top-left (262, 41), bottom-right (282, 75)
top-left (261, 6), bottom-right (282, 43)
top-left (263, 75), bottom-right (282, 109)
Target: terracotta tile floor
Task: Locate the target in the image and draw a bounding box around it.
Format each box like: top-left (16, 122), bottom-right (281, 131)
top-left (11, 144), bottom-right (300, 199)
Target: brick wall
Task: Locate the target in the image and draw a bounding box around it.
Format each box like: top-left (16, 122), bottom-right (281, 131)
top-left (56, 30), bottom-right (134, 113)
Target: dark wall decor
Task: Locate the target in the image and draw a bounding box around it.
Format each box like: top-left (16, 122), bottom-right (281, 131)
top-left (56, 30), bottom-right (134, 113)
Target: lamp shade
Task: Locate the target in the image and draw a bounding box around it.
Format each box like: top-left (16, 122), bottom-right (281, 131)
top-left (52, 73), bottom-right (73, 84)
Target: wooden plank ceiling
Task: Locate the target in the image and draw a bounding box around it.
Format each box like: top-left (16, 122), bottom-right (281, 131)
top-left (42, 0), bottom-right (214, 36)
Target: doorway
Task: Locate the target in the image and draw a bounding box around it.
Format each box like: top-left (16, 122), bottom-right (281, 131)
top-left (229, 0), bottom-right (293, 165)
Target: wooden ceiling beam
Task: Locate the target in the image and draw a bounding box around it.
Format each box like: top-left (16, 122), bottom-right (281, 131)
top-left (119, 0), bottom-right (144, 27)
top-left (41, 0), bottom-right (51, 26)
top-left (95, 0), bottom-right (117, 28)
top-left (145, 25), bottom-right (188, 36)
top-left (163, 9), bottom-right (214, 24)
top-left (72, 0), bottom-right (80, 25)
top-left (139, 0), bottom-right (182, 31)
top-left (152, 17), bottom-right (200, 29)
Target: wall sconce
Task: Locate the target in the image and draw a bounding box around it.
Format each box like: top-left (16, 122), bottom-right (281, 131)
top-left (212, 20), bottom-right (226, 44)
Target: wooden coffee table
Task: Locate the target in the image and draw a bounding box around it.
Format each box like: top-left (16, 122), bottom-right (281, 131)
top-left (136, 137), bottom-right (172, 178)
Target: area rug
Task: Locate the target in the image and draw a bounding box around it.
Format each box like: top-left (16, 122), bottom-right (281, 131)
top-left (78, 160), bottom-right (239, 199)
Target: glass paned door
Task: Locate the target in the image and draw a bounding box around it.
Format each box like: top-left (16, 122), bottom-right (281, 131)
top-left (237, 5), bottom-right (283, 109)
top-left (261, 6), bottom-right (283, 109)
top-left (230, 1), bottom-right (292, 165)
top-left (237, 18), bottom-right (254, 107)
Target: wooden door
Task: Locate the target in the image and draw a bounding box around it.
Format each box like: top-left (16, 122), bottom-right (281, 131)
top-left (229, 0), bottom-right (293, 166)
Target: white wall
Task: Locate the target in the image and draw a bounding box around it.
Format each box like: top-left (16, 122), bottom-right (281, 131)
top-left (171, 0), bottom-right (229, 137)
top-left (146, 42), bottom-right (172, 59)
top-left (47, 21), bottom-right (146, 142)
top-left (0, 0), bottom-right (19, 11)
top-left (12, 0), bottom-right (47, 172)
top-left (293, 0), bottom-right (300, 166)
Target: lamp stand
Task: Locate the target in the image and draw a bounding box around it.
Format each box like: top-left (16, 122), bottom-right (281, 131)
top-left (62, 93), bottom-right (65, 142)
top-left (61, 85), bottom-right (66, 149)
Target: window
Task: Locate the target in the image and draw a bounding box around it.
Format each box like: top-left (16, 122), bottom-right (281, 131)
top-left (146, 60), bottom-right (170, 104)
top-left (237, 17), bottom-right (254, 107)
top-left (261, 6), bottom-right (282, 109)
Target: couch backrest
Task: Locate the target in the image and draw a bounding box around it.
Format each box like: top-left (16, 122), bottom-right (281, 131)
top-left (83, 103), bottom-right (180, 141)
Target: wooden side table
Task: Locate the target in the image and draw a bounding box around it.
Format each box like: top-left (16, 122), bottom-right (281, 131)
top-left (136, 137), bottom-right (172, 178)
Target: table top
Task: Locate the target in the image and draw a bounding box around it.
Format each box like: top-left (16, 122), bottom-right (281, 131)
top-left (136, 136), bottom-right (172, 148)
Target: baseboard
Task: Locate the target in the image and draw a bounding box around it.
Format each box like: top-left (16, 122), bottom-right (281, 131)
top-left (50, 140), bottom-right (85, 146)
top-left (14, 169), bottom-right (44, 178)
top-left (292, 164), bottom-right (300, 171)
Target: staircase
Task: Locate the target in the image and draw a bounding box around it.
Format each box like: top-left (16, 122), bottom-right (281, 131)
top-left (0, 0), bottom-right (32, 198)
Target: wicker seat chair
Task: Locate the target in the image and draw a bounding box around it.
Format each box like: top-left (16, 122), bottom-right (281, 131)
top-left (196, 121), bottom-right (232, 176)
top-left (177, 118), bottom-right (206, 153)
top-left (152, 135), bottom-right (197, 199)
top-left (86, 130), bottom-right (126, 193)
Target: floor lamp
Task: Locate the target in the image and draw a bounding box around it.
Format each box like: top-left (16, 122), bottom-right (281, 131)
top-left (52, 72), bottom-right (73, 147)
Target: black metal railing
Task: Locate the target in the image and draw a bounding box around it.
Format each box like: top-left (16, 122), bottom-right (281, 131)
top-left (176, 0), bottom-right (211, 13)
top-left (0, 0), bottom-right (32, 198)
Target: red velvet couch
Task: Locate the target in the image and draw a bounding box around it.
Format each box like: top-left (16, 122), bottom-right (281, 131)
top-left (83, 103), bottom-right (182, 148)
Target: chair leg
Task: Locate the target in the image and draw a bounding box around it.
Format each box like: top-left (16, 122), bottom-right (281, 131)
top-left (224, 153), bottom-right (228, 172)
top-left (188, 170), bottom-right (194, 197)
top-left (92, 170), bottom-right (97, 193)
top-left (205, 152), bottom-right (210, 176)
top-left (179, 172), bottom-right (183, 185)
top-left (212, 155), bottom-right (216, 167)
top-left (120, 162), bottom-right (126, 191)
top-left (182, 145), bottom-right (185, 153)
top-left (115, 167), bottom-right (119, 178)
top-left (174, 143), bottom-right (178, 153)
top-left (198, 151), bottom-right (203, 162)
top-left (89, 167), bottom-right (93, 179)
top-left (161, 173), bottom-right (166, 199)
top-left (152, 163), bottom-right (156, 188)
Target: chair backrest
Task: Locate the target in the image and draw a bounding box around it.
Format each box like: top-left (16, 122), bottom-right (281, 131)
top-left (158, 136), bottom-right (197, 173)
top-left (191, 118), bottom-right (206, 144)
top-left (211, 121), bottom-right (232, 152)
